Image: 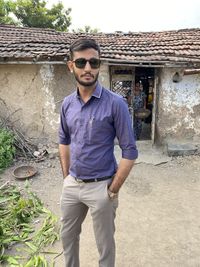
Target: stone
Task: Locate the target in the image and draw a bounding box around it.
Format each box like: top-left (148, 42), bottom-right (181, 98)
top-left (33, 151), bottom-right (41, 157)
top-left (47, 148), bottom-right (59, 159)
top-left (167, 143), bottom-right (198, 157)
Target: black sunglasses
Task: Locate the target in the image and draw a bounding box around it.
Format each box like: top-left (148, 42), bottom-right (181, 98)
top-left (73, 58), bottom-right (101, 69)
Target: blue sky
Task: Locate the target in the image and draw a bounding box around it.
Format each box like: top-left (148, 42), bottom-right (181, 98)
top-left (48, 0), bottom-right (200, 33)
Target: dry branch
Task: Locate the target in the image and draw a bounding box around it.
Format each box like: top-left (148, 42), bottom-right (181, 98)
top-left (0, 111), bottom-right (36, 159)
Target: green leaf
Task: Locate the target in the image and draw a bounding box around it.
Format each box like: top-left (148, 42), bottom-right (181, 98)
top-left (10, 0), bottom-right (72, 31)
top-left (25, 242), bottom-right (38, 253)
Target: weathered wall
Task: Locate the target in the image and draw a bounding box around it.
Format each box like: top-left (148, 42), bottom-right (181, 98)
top-left (99, 64), bottom-right (110, 89)
top-left (1, 64), bottom-right (199, 146)
top-left (157, 68), bottom-right (200, 144)
top-left (0, 63), bottom-right (110, 145)
top-left (0, 64), bottom-right (73, 143)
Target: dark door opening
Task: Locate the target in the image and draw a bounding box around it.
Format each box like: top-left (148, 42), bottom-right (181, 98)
top-left (134, 67), bottom-right (155, 141)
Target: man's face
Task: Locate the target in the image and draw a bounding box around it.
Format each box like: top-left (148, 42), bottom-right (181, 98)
top-left (68, 48), bottom-right (100, 87)
top-left (135, 83), bottom-right (140, 90)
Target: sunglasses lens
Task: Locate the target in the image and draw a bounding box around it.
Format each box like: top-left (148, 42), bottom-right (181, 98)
top-left (74, 58), bottom-right (87, 68)
top-left (89, 58), bottom-right (101, 68)
top-left (74, 58), bottom-right (100, 69)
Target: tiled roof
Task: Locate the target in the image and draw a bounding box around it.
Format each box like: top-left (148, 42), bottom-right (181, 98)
top-left (0, 24), bottom-right (200, 66)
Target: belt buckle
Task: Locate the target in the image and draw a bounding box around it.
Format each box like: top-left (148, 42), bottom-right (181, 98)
top-left (75, 178), bottom-right (84, 183)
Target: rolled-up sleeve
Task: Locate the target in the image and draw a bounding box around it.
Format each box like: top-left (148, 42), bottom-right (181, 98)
top-left (113, 98), bottom-right (138, 160)
top-left (59, 100), bottom-right (71, 145)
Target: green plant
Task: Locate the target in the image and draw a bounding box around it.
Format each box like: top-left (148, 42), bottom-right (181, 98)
top-left (0, 182), bottom-right (60, 266)
top-left (0, 128), bottom-right (15, 171)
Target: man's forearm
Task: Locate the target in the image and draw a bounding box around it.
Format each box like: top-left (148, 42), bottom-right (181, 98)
top-left (59, 144), bottom-right (70, 178)
top-left (109, 158), bottom-right (135, 193)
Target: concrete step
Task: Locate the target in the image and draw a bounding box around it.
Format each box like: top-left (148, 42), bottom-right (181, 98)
top-left (167, 143), bottom-right (199, 157)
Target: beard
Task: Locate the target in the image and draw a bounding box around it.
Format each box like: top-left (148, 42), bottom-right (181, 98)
top-left (74, 72), bottom-right (99, 87)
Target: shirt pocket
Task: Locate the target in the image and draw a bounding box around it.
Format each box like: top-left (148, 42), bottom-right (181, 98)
top-left (87, 119), bottom-right (112, 144)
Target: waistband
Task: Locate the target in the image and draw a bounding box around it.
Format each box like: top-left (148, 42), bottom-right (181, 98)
top-left (74, 176), bottom-right (112, 183)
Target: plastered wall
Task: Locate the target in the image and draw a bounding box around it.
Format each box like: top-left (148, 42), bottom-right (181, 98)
top-left (157, 67), bottom-right (200, 144)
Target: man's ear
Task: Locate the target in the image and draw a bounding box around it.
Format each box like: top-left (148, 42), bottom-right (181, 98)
top-left (67, 61), bottom-right (73, 73)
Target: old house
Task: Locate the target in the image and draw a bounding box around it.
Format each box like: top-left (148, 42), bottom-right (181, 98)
top-left (0, 24), bottom-right (200, 149)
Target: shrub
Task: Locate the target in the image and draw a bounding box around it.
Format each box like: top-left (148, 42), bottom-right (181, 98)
top-left (0, 128), bottom-right (15, 171)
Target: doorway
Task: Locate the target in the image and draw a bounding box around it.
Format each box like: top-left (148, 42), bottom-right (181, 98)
top-left (110, 66), bottom-right (156, 142)
top-left (135, 67), bottom-right (155, 141)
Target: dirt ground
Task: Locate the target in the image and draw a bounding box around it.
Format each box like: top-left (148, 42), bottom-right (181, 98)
top-left (1, 142), bottom-right (200, 267)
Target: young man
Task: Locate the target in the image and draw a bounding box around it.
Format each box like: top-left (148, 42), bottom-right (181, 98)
top-left (59, 38), bottom-right (138, 267)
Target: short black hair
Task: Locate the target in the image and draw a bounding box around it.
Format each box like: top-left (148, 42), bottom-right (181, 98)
top-left (69, 38), bottom-right (101, 60)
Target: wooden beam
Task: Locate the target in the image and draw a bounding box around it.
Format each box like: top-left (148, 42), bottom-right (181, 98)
top-left (184, 69), bottom-right (200, 75)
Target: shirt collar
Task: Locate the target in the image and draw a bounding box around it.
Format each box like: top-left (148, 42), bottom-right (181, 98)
top-left (92, 82), bottom-right (102, 98)
top-left (76, 81), bottom-right (102, 99)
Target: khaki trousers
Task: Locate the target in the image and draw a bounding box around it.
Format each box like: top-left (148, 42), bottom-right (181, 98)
top-left (60, 175), bottom-right (118, 267)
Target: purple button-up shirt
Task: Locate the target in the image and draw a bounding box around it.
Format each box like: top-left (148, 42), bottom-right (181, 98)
top-left (59, 82), bottom-right (138, 179)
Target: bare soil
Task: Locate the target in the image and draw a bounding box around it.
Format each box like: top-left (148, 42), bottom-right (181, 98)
top-left (1, 145), bottom-right (200, 267)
